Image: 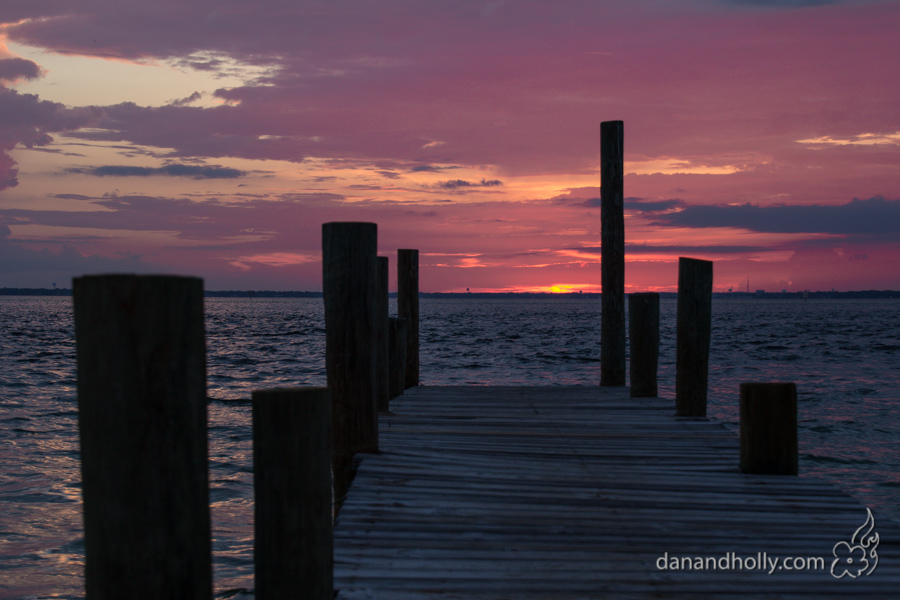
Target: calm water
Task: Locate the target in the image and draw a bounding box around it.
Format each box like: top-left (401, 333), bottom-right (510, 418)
top-left (1, 296), bottom-right (898, 598)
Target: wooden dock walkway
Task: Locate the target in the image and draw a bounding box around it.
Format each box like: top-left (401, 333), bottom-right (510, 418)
top-left (333, 386), bottom-right (900, 598)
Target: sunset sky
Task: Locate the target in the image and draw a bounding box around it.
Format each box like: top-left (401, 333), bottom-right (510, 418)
top-left (1, 0), bottom-right (898, 292)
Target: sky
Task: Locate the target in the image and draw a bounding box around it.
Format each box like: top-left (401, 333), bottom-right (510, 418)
top-left (1, 0), bottom-right (898, 293)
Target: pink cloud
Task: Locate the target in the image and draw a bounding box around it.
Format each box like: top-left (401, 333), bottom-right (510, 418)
top-left (2, 1), bottom-right (899, 290)
top-left (7, 1), bottom-right (896, 177)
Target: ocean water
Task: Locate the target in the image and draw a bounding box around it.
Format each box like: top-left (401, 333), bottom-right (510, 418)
top-left (1, 295), bottom-right (898, 598)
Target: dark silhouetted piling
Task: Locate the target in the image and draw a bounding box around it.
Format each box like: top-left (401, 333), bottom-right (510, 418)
top-left (322, 222), bottom-right (378, 501)
top-left (740, 383), bottom-right (798, 475)
top-left (398, 249), bottom-right (419, 389)
top-left (675, 257), bottom-right (713, 416)
top-left (253, 387), bottom-right (333, 599)
top-left (376, 256), bottom-right (390, 412)
top-left (601, 120), bottom-right (626, 386)
top-left (629, 292), bottom-right (659, 397)
top-left (389, 317), bottom-right (408, 400)
top-left (73, 274), bottom-right (211, 600)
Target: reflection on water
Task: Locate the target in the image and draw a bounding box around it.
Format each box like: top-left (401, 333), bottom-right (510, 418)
top-left (1, 296), bottom-right (898, 597)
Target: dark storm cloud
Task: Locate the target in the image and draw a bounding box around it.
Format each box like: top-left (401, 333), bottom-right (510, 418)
top-left (70, 163), bottom-right (246, 179)
top-left (653, 196), bottom-right (900, 236)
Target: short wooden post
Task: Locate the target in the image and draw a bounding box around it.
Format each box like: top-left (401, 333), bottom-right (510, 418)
top-left (675, 257), bottom-right (713, 416)
top-left (72, 274), bottom-right (212, 599)
top-left (629, 292), bottom-right (659, 397)
top-left (601, 120), bottom-right (626, 386)
top-left (322, 222), bottom-right (378, 502)
top-left (388, 317), bottom-right (408, 400)
top-left (376, 256), bottom-right (390, 412)
top-left (739, 383), bottom-right (798, 475)
top-left (252, 387), bottom-right (333, 599)
top-left (398, 249), bottom-right (419, 389)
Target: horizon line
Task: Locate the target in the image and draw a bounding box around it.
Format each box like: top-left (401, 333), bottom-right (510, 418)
top-left (2, 287), bottom-right (900, 297)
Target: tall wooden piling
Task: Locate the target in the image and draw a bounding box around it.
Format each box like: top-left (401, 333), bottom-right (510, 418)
top-left (675, 257), bottom-right (713, 416)
top-left (253, 387), bottom-right (333, 599)
top-left (601, 120), bottom-right (626, 386)
top-left (398, 249), bottom-right (419, 389)
top-left (376, 256), bottom-right (390, 412)
top-left (73, 274), bottom-right (211, 599)
top-left (322, 222), bottom-right (379, 501)
top-left (740, 383), bottom-right (798, 475)
top-left (629, 292), bottom-right (659, 397)
top-left (389, 317), bottom-right (408, 400)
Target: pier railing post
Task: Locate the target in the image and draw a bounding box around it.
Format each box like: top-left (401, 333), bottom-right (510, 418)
top-left (389, 317), bottom-right (408, 400)
top-left (629, 292), bottom-right (659, 397)
top-left (675, 257), bottom-right (713, 416)
top-left (73, 274), bottom-right (212, 599)
top-left (322, 222), bottom-right (379, 501)
top-left (376, 256), bottom-right (390, 412)
top-left (398, 249), bottom-right (419, 389)
top-left (601, 120), bottom-right (626, 386)
top-left (252, 387), bottom-right (333, 599)
top-left (739, 383), bottom-right (798, 475)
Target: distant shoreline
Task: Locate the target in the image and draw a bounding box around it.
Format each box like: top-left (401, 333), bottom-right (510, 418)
top-left (2, 287), bottom-right (898, 300)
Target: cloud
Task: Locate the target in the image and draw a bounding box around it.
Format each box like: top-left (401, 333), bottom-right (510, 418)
top-left (579, 196), bottom-right (686, 210)
top-left (169, 91), bottom-right (204, 107)
top-left (229, 251), bottom-right (317, 271)
top-left (722, 0), bottom-right (838, 6)
top-left (624, 198), bottom-right (685, 212)
top-left (69, 163), bottom-right (246, 179)
top-left (577, 197), bottom-right (685, 211)
top-left (2, 192), bottom-right (347, 241)
top-left (4, 0), bottom-right (897, 182)
top-left (0, 88), bottom-right (102, 190)
top-left (797, 132), bottom-right (900, 147)
top-left (572, 243), bottom-right (769, 255)
top-left (0, 58), bottom-right (43, 82)
top-left (653, 196), bottom-right (900, 237)
top-left (0, 223), bottom-right (151, 286)
top-left (435, 179), bottom-right (503, 190)
top-left (1, 1), bottom-right (899, 291)
top-left (175, 57), bottom-right (225, 72)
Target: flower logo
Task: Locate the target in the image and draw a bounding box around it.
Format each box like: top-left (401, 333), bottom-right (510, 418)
top-left (831, 508), bottom-right (879, 579)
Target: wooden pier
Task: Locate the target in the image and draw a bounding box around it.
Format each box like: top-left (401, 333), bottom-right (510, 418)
top-left (69, 132), bottom-right (898, 596)
top-left (334, 386), bottom-right (900, 598)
